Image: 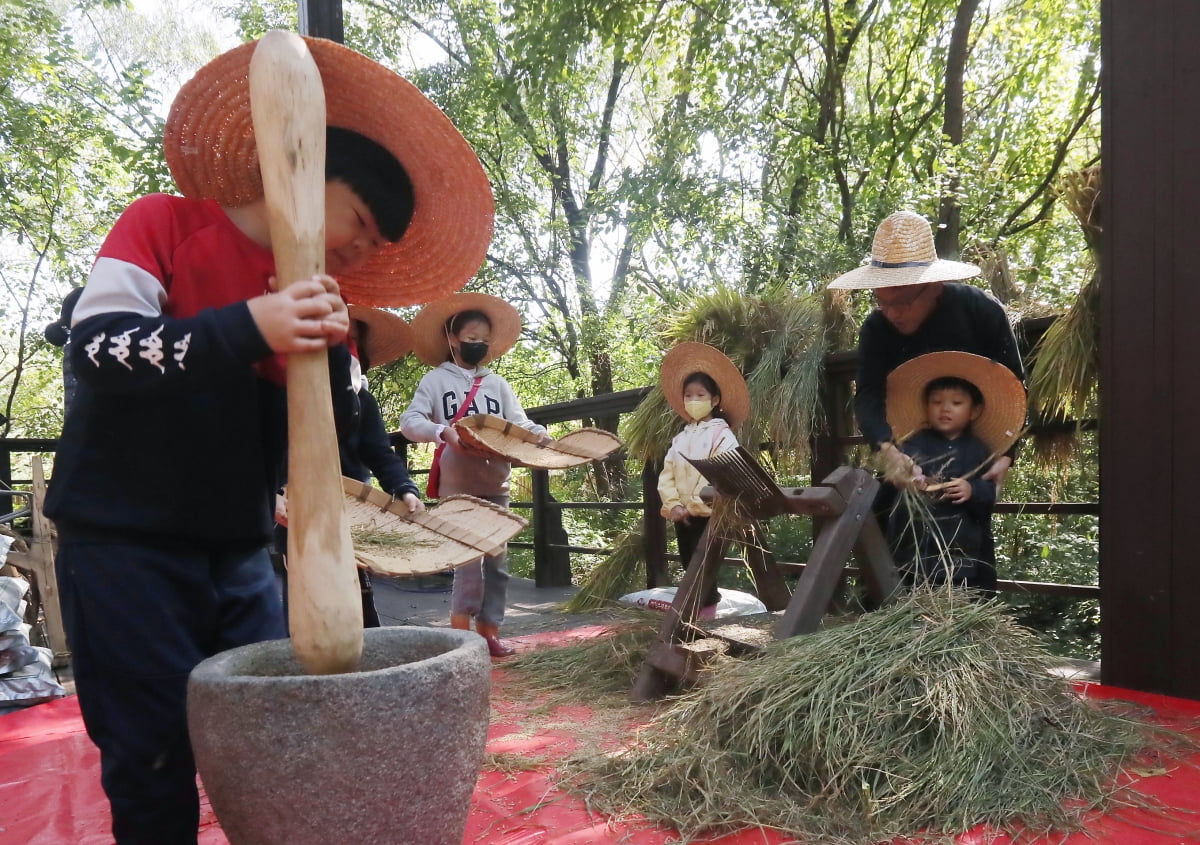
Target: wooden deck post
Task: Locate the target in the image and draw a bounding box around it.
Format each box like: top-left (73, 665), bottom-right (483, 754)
top-left (1101, 0), bottom-right (1200, 700)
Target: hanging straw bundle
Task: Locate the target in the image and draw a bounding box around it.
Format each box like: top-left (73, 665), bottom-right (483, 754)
top-left (560, 588), bottom-right (1194, 844)
top-left (623, 286), bottom-right (830, 472)
top-left (1027, 165), bottom-right (1102, 454)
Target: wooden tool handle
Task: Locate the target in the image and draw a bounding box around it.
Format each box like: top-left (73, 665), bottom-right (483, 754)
top-left (250, 30), bottom-right (363, 674)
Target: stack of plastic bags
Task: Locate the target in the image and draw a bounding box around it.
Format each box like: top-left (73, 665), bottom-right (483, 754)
top-left (0, 531), bottom-right (66, 709)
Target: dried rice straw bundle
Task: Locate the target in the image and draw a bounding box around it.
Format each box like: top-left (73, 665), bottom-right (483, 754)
top-left (1027, 165), bottom-right (1102, 453)
top-left (502, 610), bottom-right (664, 704)
top-left (623, 286), bottom-right (830, 472)
top-left (561, 529), bottom-right (646, 612)
top-left (561, 589), bottom-right (1195, 844)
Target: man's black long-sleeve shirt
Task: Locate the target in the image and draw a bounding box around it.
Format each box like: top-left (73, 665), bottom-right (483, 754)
top-left (854, 283), bottom-right (1025, 451)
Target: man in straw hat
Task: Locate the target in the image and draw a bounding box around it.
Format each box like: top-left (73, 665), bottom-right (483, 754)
top-left (44, 35), bottom-right (492, 843)
top-left (883, 351), bottom-right (1026, 594)
top-left (827, 211), bottom-right (1025, 491)
top-left (401, 292), bottom-right (549, 657)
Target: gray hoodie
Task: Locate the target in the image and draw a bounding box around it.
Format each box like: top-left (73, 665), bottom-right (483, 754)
top-left (400, 361), bottom-right (547, 497)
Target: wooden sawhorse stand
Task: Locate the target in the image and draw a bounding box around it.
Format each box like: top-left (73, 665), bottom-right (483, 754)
top-left (632, 448), bottom-right (901, 700)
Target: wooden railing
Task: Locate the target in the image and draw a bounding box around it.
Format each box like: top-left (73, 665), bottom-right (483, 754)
top-left (1, 318), bottom-right (1100, 598)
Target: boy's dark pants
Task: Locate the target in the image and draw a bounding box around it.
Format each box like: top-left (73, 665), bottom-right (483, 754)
top-left (57, 538), bottom-right (285, 844)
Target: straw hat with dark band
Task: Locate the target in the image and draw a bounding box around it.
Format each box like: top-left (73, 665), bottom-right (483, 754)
top-left (409, 292), bottom-right (521, 367)
top-left (827, 211), bottom-right (980, 290)
top-left (659, 342), bottom-right (751, 428)
top-left (886, 351), bottom-right (1027, 456)
top-left (164, 36), bottom-right (494, 308)
top-left (347, 305), bottom-right (412, 369)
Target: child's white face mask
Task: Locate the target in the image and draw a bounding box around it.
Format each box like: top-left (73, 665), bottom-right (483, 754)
top-left (684, 399), bottom-right (713, 421)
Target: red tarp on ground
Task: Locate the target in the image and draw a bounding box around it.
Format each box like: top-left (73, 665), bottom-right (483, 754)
top-left (2, 626), bottom-right (1199, 844)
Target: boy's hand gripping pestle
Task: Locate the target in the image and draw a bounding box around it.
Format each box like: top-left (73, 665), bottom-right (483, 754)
top-left (250, 30), bottom-right (363, 674)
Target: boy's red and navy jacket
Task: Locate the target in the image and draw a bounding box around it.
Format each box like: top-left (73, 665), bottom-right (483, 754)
top-left (44, 193), bottom-right (358, 547)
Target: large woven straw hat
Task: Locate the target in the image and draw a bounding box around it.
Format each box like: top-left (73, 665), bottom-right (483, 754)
top-left (659, 342), bottom-right (751, 428)
top-left (886, 351), bottom-right (1026, 456)
top-left (347, 305), bottom-right (411, 369)
top-left (409, 292), bottom-right (521, 367)
top-left (454, 413), bottom-right (623, 469)
top-left (827, 211), bottom-right (980, 290)
top-left (342, 478), bottom-right (527, 576)
top-left (164, 36), bottom-right (494, 307)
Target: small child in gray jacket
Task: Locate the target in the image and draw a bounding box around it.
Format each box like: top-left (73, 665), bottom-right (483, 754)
top-left (400, 292), bottom-right (547, 656)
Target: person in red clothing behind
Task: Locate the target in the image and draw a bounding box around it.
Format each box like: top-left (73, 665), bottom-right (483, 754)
top-left (44, 36), bottom-right (493, 844)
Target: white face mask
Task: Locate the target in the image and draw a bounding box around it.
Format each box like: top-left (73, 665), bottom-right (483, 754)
top-left (684, 399), bottom-right (713, 421)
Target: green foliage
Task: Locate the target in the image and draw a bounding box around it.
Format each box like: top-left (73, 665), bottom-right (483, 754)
top-left (0, 0), bottom-right (167, 436)
top-left (994, 430), bottom-right (1100, 658)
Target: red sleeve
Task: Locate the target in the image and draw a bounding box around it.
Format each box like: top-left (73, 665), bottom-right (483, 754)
top-left (94, 193), bottom-right (183, 292)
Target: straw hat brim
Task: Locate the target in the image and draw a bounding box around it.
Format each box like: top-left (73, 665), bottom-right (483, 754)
top-left (886, 352), bottom-right (1027, 456)
top-left (347, 305), bottom-right (412, 368)
top-left (827, 259), bottom-right (981, 290)
top-left (409, 293), bottom-right (521, 367)
top-left (659, 342), bottom-right (750, 428)
top-left (164, 36), bottom-right (494, 308)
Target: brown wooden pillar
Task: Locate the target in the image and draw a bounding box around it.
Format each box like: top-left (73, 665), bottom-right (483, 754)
top-left (1101, 0), bottom-right (1200, 700)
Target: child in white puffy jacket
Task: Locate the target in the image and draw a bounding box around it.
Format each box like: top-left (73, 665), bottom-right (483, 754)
top-left (656, 343), bottom-right (749, 619)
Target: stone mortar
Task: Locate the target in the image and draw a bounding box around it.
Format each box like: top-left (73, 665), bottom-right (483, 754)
top-left (188, 626), bottom-right (491, 845)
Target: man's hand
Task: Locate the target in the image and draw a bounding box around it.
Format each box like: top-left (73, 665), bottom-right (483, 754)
top-left (669, 505), bottom-right (690, 524)
top-left (248, 274), bottom-right (349, 353)
top-left (879, 441), bottom-right (924, 487)
top-left (400, 492), bottom-right (425, 514)
top-left (981, 456), bottom-right (1013, 496)
top-left (939, 477), bottom-right (973, 504)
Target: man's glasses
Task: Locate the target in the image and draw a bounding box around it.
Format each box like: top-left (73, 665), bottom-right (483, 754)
top-left (872, 286), bottom-right (930, 312)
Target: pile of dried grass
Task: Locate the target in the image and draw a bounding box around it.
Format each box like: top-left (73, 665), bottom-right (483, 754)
top-left (501, 612), bottom-right (663, 706)
top-left (559, 589), bottom-right (1194, 844)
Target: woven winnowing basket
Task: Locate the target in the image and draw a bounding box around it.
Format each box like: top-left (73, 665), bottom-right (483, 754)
top-left (341, 478), bottom-right (527, 576)
top-left (453, 413), bottom-right (623, 469)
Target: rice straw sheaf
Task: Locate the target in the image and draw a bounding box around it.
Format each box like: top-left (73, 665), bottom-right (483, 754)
top-left (559, 589), bottom-right (1197, 844)
top-left (1027, 164), bottom-right (1102, 454)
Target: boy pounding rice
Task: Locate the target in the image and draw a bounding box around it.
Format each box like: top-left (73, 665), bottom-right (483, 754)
top-left (44, 36), bottom-right (492, 843)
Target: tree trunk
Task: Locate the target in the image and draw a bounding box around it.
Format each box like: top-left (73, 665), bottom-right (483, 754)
top-left (935, 0), bottom-right (981, 259)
